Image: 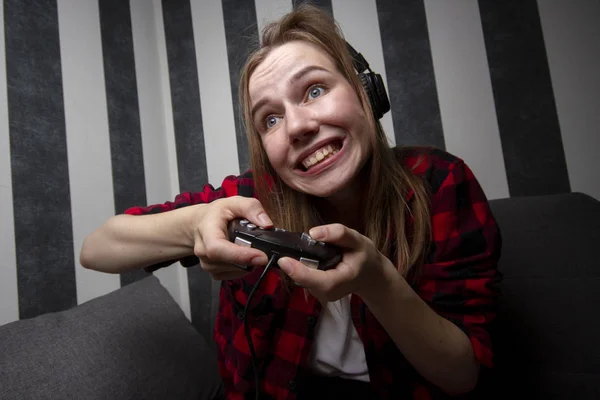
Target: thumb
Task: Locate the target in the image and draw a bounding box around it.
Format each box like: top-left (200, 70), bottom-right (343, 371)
top-left (309, 223), bottom-right (361, 248)
top-left (277, 257), bottom-right (322, 288)
top-left (277, 257), bottom-right (300, 278)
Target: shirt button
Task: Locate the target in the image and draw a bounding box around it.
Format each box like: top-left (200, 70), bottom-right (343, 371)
top-left (307, 316), bottom-right (316, 326)
top-left (237, 311), bottom-right (244, 320)
top-left (288, 380), bottom-right (298, 392)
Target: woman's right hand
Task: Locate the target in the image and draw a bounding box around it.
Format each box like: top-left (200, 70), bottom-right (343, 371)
top-left (190, 196), bottom-right (273, 281)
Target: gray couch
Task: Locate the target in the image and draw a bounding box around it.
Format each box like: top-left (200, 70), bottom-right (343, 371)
top-left (474, 192), bottom-right (600, 399)
top-left (1, 192), bottom-right (599, 399)
top-left (0, 275), bottom-right (224, 400)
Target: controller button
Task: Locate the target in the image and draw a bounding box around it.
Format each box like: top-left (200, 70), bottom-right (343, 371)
top-left (234, 237), bottom-right (252, 247)
top-left (300, 257), bottom-right (319, 270)
top-left (301, 232), bottom-right (317, 246)
top-left (318, 241), bottom-right (326, 246)
top-left (240, 219), bottom-right (249, 225)
top-left (274, 227), bottom-right (286, 232)
top-left (247, 223), bottom-right (257, 230)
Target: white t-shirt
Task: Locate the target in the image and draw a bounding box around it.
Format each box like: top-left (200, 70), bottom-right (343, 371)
top-left (308, 294), bottom-right (370, 382)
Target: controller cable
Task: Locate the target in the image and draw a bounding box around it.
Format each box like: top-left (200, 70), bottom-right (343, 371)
top-left (243, 253), bottom-right (279, 400)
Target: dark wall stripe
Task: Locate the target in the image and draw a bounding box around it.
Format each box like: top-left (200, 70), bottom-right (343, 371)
top-left (222, 0), bottom-right (259, 173)
top-left (162, 0), bottom-right (212, 341)
top-left (293, 0), bottom-right (333, 15)
top-left (376, 0), bottom-right (445, 149)
top-left (5, 0), bottom-right (77, 318)
top-left (98, 0), bottom-right (150, 287)
top-left (479, 0), bottom-right (570, 197)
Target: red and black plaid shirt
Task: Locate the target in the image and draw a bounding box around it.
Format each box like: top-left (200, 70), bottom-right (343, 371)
top-left (125, 148), bottom-right (502, 399)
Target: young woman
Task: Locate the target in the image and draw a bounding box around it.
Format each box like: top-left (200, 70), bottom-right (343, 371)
top-left (81, 4), bottom-right (502, 399)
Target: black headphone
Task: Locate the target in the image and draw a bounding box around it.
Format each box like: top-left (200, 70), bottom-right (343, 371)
top-left (346, 42), bottom-right (391, 120)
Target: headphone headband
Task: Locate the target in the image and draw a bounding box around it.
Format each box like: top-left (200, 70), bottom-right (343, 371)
top-left (346, 42), bottom-right (370, 73)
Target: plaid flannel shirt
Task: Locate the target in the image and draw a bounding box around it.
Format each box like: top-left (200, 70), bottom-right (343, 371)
top-left (124, 147), bottom-right (502, 399)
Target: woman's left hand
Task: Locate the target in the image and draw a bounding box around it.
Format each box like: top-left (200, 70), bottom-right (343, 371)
top-left (277, 223), bottom-right (395, 302)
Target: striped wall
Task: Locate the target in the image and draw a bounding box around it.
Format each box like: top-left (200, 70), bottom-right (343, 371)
top-left (1, 0), bottom-right (598, 343)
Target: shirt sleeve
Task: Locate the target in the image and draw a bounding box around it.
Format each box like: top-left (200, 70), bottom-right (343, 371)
top-left (122, 172), bottom-right (255, 272)
top-left (414, 159), bottom-right (502, 368)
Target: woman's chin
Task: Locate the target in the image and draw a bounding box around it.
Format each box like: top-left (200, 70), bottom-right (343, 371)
top-left (294, 177), bottom-right (354, 199)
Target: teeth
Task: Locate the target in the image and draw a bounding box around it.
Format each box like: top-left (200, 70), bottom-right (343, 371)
top-left (301, 144), bottom-right (341, 170)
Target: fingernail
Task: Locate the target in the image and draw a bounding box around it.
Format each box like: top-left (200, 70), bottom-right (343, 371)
top-left (309, 227), bottom-right (325, 240)
top-left (251, 256), bottom-right (267, 267)
top-left (277, 257), bottom-right (291, 272)
top-left (258, 212), bottom-right (273, 226)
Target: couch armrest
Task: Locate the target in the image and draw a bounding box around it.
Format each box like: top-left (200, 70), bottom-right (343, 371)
top-left (0, 275), bottom-right (223, 400)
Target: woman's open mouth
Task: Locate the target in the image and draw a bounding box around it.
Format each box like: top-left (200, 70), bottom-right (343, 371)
top-left (299, 140), bottom-right (343, 172)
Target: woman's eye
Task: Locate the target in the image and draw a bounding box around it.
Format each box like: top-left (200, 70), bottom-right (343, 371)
top-left (308, 86), bottom-right (325, 100)
top-left (265, 115), bottom-right (281, 129)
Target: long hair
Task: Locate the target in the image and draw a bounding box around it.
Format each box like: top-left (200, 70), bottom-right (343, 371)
top-left (239, 4), bottom-right (431, 279)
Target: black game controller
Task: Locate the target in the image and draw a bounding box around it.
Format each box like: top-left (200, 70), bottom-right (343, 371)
top-left (227, 218), bottom-right (343, 271)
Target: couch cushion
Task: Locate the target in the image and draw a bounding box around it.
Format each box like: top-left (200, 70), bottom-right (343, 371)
top-left (475, 192), bottom-right (600, 398)
top-left (0, 275), bottom-right (223, 400)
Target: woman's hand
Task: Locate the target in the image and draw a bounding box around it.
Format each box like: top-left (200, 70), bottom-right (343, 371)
top-left (191, 196), bottom-right (273, 281)
top-left (276, 223), bottom-right (396, 301)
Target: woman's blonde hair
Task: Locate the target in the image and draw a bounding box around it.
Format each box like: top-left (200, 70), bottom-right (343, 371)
top-left (239, 4), bottom-right (431, 279)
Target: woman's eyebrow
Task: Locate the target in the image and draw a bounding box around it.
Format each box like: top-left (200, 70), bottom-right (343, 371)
top-left (251, 65), bottom-right (330, 119)
top-left (251, 97), bottom-right (271, 120)
top-left (287, 65), bottom-right (330, 85)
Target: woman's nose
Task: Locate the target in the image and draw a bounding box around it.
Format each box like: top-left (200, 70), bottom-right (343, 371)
top-left (284, 105), bottom-right (319, 143)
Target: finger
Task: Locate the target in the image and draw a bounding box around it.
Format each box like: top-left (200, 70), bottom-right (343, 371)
top-left (203, 235), bottom-right (268, 267)
top-left (199, 259), bottom-right (253, 274)
top-left (308, 223), bottom-right (363, 248)
top-left (224, 197), bottom-right (273, 228)
top-left (212, 270), bottom-right (251, 281)
top-left (278, 257), bottom-right (343, 290)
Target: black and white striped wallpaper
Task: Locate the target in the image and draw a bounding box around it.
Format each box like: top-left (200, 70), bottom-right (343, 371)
top-left (1, 0), bottom-right (598, 343)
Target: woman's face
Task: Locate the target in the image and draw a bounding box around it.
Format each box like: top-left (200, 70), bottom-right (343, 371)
top-left (248, 40), bottom-right (372, 199)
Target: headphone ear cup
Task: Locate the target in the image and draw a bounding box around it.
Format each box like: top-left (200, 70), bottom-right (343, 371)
top-left (359, 72), bottom-right (379, 119)
top-left (359, 72), bottom-right (390, 120)
top-left (372, 73), bottom-right (390, 117)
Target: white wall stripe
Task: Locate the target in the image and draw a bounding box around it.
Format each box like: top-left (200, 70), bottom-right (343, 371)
top-left (190, 0), bottom-right (240, 183)
top-left (423, 0), bottom-right (509, 200)
top-left (538, 0), bottom-right (600, 201)
top-left (0, 0), bottom-right (19, 326)
top-left (190, 0), bottom-right (244, 331)
top-left (255, 0), bottom-right (293, 39)
top-left (57, 0), bottom-right (120, 305)
top-left (331, 0), bottom-right (396, 147)
top-left (130, 0), bottom-right (185, 309)
top-left (152, 0), bottom-right (191, 320)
